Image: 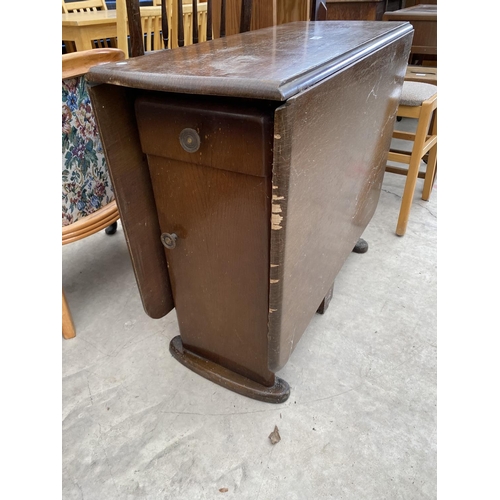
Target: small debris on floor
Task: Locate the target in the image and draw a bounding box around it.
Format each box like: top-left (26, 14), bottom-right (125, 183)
top-left (219, 487), bottom-right (228, 493)
top-left (269, 425), bottom-right (281, 445)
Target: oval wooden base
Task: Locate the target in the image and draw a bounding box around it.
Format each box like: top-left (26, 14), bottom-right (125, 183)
top-left (169, 336), bottom-right (290, 404)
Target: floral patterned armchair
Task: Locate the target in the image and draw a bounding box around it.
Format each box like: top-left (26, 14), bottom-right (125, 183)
top-left (62, 48), bottom-right (125, 339)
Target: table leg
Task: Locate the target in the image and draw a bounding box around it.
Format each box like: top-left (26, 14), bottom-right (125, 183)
top-left (317, 283), bottom-right (334, 314)
top-left (75, 34), bottom-right (94, 51)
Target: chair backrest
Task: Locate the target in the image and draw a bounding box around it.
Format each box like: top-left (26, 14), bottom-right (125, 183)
top-left (62, 48), bottom-right (124, 227)
top-left (122, 0), bottom-right (253, 58)
top-left (62, 0), bottom-right (108, 14)
top-left (137, 2), bottom-right (208, 52)
top-left (157, 0), bottom-right (210, 49)
top-left (140, 9), bottom-right (165, 52)
top-left (116, 0), bottom-right (166, 56)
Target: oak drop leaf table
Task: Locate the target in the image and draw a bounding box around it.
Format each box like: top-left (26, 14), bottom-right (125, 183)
top-left (88, 21), bottom-right (413, 403)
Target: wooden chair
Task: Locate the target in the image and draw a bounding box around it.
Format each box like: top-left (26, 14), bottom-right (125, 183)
top-left (138, 8), bottom-right (165, 52)
top-left (122, 0), bottom-right (253, 58)
top-left (166, 0), bottom-right (209, 48)
top-left (152, 0), bottom-right (209, 48)
top-left (405, 64), bottom-right (437, 86)
top-left (385, 81), bottom-right (437, 236)
top-left (62, 0), bottom-right (108, 14)
top-left (116, 0), bottom-right (209, 57)
top-left (62, 48), bottom-right (125, 339)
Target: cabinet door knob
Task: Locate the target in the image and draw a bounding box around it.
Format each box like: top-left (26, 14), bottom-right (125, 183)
top-left (161, 233), bottom-right (178, 249)
top-left (179, 128), bottom-right (200, 153)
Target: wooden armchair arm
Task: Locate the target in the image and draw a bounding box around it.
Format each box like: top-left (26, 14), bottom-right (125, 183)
top-left (62, 48), bottom-right (125, 79)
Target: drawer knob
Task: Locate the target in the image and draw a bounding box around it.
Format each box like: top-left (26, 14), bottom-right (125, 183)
top-left (179, 128), bottom-right (200, 153)
top-left (161, 232), bottom-right (178, 249)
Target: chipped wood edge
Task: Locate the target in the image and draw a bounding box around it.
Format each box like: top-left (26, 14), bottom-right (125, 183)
top-left (267, 102), bottom-right (294, 373)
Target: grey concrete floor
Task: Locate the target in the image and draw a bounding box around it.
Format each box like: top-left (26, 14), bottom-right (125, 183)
top-left (62, 132), bottom-right (437, 499)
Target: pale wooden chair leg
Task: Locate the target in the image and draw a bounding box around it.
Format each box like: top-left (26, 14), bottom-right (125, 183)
top-left (422, 144), bottom-right (437, 201)
top-left (422, 109), bottom-right (438, 201)
top-left (396, 151), bottom-right (422, 236)
top-left (62, 290), bottom-right (76, 339)
top-left (395, 103), bottom-right (434, 236)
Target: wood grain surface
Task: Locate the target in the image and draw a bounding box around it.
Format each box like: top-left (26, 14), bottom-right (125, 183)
top-left (325, 0), bottom-right (386, 21)
top-left (135, 94), bottom-right (276, 384)
top-left (87, 21), bottom-right (413, 101)
top-left (88, 84), bottom-right (175, 319)
top-left (88, 22), bottom-right (414, 389)
top-left (267, 32), bottom-right (412, 370)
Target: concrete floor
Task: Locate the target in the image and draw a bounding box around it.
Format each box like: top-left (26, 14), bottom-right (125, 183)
top-left (62, 133), bottom-right (437, 499)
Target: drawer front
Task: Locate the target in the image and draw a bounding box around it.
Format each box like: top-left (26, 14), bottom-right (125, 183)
top-left (135, 94), bottom-right (274, 178)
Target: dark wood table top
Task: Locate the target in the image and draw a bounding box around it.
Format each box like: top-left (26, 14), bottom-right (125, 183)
top-left (87, 20), bottom-right (412, 101)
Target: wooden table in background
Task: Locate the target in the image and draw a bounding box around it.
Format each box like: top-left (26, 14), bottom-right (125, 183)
top-left (62, 6), bottom-right (161, 52)
top-left (383, 4), bottom-right (437, 62)
top-left (324, 0), bottom-right (387, 21)
top-left (63, 10), bottom-right (119, 51)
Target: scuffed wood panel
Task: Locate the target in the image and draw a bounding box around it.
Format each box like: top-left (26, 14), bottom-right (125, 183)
top-left (268, 34), bottom-right (412, 371)
top-left (88, 84), bottom-right (175, 319)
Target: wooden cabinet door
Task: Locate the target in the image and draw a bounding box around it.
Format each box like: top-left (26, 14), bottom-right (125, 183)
top-left (135, 94), bottom-right (277, 385)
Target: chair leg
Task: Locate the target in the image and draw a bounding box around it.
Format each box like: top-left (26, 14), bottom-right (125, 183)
top-left (317, 283), bottom-right (334, 314)
top-left (62, 290), bottom-right (76, 339)
top-left (105, 221), bottom-right (118, 235)
top-left (422, 109), bottom-right (438, 201)
top-left (395, 103), bottom-right (435, 236)
top-left (422, 145), bottom-right (437, 201)
top-left (396, 155), bottom-right (422, 236)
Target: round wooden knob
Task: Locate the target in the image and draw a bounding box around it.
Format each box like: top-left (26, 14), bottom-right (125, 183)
top-left (179, 128), bottom-right (200, 153)
top-left (161, 233), bottom-right (178, 249)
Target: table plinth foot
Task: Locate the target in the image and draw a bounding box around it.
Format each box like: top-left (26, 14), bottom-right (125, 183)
top-left (352, 237), bottom-right (369, 254)
top-left (169, 336), bottom-right (290, 404)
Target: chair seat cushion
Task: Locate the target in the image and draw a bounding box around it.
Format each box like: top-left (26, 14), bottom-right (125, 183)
top-left (62, 75), bottom-right (115, 226)
top-left (400, 81), bottom-right (437, 107)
